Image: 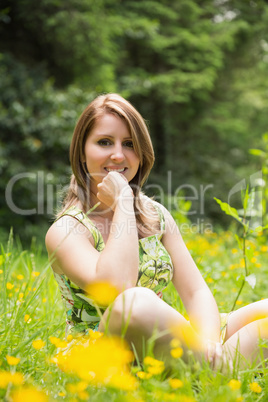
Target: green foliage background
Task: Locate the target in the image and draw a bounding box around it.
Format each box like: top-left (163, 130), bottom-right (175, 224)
top-left (1, 0), bottom-right (268, 245)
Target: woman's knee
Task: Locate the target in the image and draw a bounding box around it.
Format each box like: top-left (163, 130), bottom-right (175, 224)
top-left (108, 287), bottom-right (158, 329)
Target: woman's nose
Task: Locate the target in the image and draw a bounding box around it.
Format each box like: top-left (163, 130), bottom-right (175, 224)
top-left (110, 144), bottom-right (125, 161)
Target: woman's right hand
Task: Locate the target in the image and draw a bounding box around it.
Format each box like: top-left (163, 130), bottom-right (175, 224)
top-left (96, 171), bottom-right (133, 211)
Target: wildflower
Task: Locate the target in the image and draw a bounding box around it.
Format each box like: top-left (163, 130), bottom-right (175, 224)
top-left (66, 381), bottom-right (88, 393)
top-left (231, 248), bottom-right (238, 254)
top-left (6, 355), bottom-right (20, 366)
top-left (136, 371), bottom-right (152, 380)
top-left (19, 293), bottom-right (24, 299)
top-left (0, 371), bottom-right (24, 388)
top-left (261, 246), bottom-right (268, 252)
top-left (24, 314), bottom-right (31, 323)
top-left (249, 382), bottom-right (262, 393)
top-left (67, 334), bottom-right (73, 342)
top-left (170, 322), bottom-right (201, 351)
top-left (58, 391), bottom-right (66, 397)
top-left (169, 378), bottom-right (183, 389)
top-left (78, 391), bottom-right (89, 400)
top-left (170, 347), bottom-right (183, 359)
top-left (53, 335), bottom-right (137, 391)
top-left (6, 282), bottom-right (14, 290)
top-left (236, 397), bottom-right (244, 402)
top-left (32, 271), bottom-right (40, 277)
top-left (86, 281), bottom-right (119, 307)
top-left (0, 269), bottom-right (3, 274)
top-left (170, 338), bottom-right (181, 348)
top-left (32, 339), bottom-right (45, 350)
top-left (147, 365), bottom-right (165, 375)
top-left (236, 300), bottom-right (243, 306)
top-left (228, 379), bottom-right (241, 391)
top-left (42, 298), bottom-right (47, 303)
top-left (10, 386), bottom-right (48, 402)
top-left (17, 275), bottom-right (24, 280)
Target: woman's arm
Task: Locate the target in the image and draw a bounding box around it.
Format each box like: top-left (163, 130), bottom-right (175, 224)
top-left (45, 172), bottom-right (139, 292)
top-left (161, 207), bottom-right (221, 343)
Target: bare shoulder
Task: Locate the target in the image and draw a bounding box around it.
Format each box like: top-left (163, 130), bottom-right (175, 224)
top-left (45, 215), bottom-right (92, 252)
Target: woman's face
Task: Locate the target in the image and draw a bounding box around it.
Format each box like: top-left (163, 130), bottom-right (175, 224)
top-left (83, 113), bottom-right (140, 193)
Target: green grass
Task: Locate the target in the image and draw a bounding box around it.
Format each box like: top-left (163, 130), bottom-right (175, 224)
top-left (0, 229), bottom-right (268, 401)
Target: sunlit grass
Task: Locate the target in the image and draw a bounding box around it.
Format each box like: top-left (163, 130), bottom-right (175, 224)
top-left (1, 229), bottom-right (268, 401)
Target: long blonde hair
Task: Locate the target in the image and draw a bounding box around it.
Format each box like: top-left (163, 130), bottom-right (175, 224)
top-left (59, 93), bottom-right (160, 231)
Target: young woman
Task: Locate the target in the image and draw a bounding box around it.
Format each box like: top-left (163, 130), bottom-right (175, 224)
top-left (46, 93), bottom-right (268, 368)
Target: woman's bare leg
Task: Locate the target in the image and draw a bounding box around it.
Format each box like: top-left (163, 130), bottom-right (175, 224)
top-left (225, 299), bottom-right (268, 341)
top-left (223, 299), bottom-right (268, 366)
top-left (99, 287), bottom-right (205, 362)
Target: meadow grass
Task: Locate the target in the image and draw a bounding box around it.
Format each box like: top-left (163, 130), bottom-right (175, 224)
top-left (0, 228), bottom-right (268, 401)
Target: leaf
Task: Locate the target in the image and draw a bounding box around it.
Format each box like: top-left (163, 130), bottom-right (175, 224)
top-left (249, 149), bottom-right (266, 157)
top-left (245, 274), bottom-right (256, 289)
top-left (214, 198), bottom-right (242, 224)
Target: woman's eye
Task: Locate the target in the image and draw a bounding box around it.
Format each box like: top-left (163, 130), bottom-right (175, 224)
top-left (97, 139), bottom-right (111, 146)
top-left (124, 141), bottom-right (134, 148)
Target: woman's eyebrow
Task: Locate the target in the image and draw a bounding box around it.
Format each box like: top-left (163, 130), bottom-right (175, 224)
top-left (95, 134), bottom-right (132, 140)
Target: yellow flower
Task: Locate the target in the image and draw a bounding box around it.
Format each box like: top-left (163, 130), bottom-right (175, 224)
top-left (49, 336), bottom-right (67, 348)
top-left (19, 293), bottom-right (24, 299)
top-left (170, 322), bottom-right (201, 351)
top-left (170, 347), bottom-right (183, 359)
top-left (249, 382), bottom-right (262, 393)
top-left (170, 338), bottom-right (181, 348)
top-left (78, 391), bottom-right (89, 400)
top-left (32, 339), bottom-right (45, 350)
top-left (17, 274), bottom-right (24, 280)
top-left (231, 248), bottom-right (238, 254)
top-left (6, 355), bottom-right (20, 366)
top-left (67, 334), bottom-right (73, 342)
top-left (42, 298), bottom-right (47, 303)
top-left (53, 335), bottom-right (137, 391)
top-left (86, 281), bottom-right (119, 307)
top-left (66, 381), bottom-right (88, 393)
top-left (136, 371), bottom-right (152, 380)
top-left (24, 314), bottom-right (31, 323)
top-left (31, 271), bottom-right (40, 277)
top-left (147, 365), bottom-right (165, 375)
top-left (58, 391), bottom-right (66, 397)
top-left (144, 356), bottom-right (164, 368)
top-left (0, 371), bottom-right (24, 388)
top-left (228, 379), bottom-right (241, 391)
top-left (236, 397), bottom-right (244, 402)
top-left (6, 282), bottom-right (14, 290)
top-left (169, 378), bottom-right (184, 389)
top-left (236, 300), bottom-right (243, 306)
top-left (0, 269), bottom-right (3, 274)
top-left (11, 386), bottom-right (48, 402)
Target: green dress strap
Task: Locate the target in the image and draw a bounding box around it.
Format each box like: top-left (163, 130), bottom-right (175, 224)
top-left (56, 206), bottom-right (105, 252)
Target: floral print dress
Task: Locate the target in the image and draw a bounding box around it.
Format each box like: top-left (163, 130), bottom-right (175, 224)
top-left (52, 203), bottom-right (174, 334)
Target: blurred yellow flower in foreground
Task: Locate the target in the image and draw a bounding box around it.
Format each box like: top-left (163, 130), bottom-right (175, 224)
top-left (228, 379), bottom-right (241, 391)
top-left (52, 335), bottom-right (137, 391)
top-left (32, 339), bottom-right (45, 350)
top-left (31, 271), bottom-right (40, 277)
top-left (11, 386), bottom-right (48, 402)
top-left (0, 371), bottom-right (24, 388)
top-left (86, 281), bottom-right (119, 307)
top-left (170, 347), bottom-right (183, 359)
top-left (143, 356), bottom-right (165, 375)
top-left (169, 378), bottom-right (184, 389)
top-left (49, 337), bottom-right (68, 349)
top-left (170, 321), bottom-right (202, 351)
top-left (249, 382), bottom-right (262, 393)
top-left (6, 282), bottom-right (14, 290)
top-left (136, 371), bottom-right (152, 380)
top-left (6, 355), bottom-right (20, 366)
